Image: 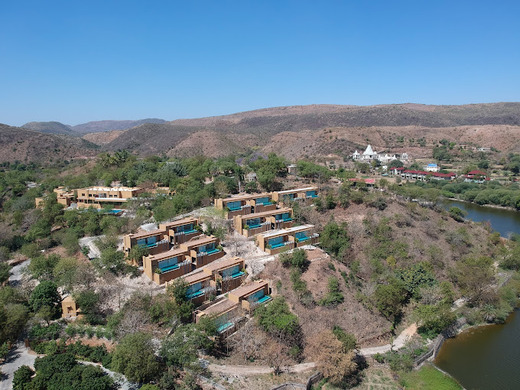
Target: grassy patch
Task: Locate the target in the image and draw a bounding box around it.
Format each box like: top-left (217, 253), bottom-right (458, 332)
top-left (399, 364), bottom-right (462, 390)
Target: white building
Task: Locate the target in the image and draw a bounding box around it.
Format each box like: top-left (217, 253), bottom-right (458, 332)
top-left (424, 163), bottom-right (440, 172)
top-left (352, 145), bottom-right (410, 164)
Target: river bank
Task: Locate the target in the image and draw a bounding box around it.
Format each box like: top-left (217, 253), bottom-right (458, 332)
top-left (432, 200), bottom-right (520, 389)
top-left (445, 197), bottom-right (519, 212)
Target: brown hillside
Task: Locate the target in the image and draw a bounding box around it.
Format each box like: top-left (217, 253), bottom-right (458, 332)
top-left (82, 130), bottom-right (126, 145)
top-left (259, 198), bottom-right (492, 348)
top-left (0, 124), bottom-right (97, 164)
top-left (104, 103), bottom-right (520, 158)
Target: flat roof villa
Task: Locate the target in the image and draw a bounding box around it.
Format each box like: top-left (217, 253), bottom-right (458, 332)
top-left (228, 280), bottom-right (271, 312)
top-left (214, 193), bottom-right (276, 219)
top-left (201, 257), bottom-right (246, 293)
top-left (257, 224), bottom-right (319, 255)
top-left (123, 228), bottom-right (169, 259)
top-left (233, 208), bottom-right (294, 237)
top-left (180, 270), bottom-right (216, 305)
top-left (194, 297), bottom-right (241, 336)
top-left (194, 279), bottom-right (272, 335)
top-left (272, 187), bottom-right (319, 204)
top-left (76, 186), bottom-right (143, 209)
top-left (179, 235), bottom-right (225, 267)
top-left (159, 217), bottom-right (201, 245)
top-left (143, 248), bottom-right (192, 285)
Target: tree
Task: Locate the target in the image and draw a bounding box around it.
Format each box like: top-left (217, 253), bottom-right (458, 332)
top-left (111, 332), bottom-right (161, 383)
top-left (98, 247), bottom-right (126, 274)
top-left (76, 291), bottom-right (102, 324)
top-left (167, 279), bottom-right (194, 324)
top-left (454, 256), bottom-right (494, 305)
top-left (31, 353), bottom-right (113, 389)
top-left (374, 278), bottom-right (407, 323)
top-left (13, 365), bottom-right (34, 390)
top-left (388, 159), bottom-right (404, 169)
top-left (28, 254), bottom-right (61, 281)
top-left (53, 257), bottom-right (79, 291)
top-left (128, 246), bottom-right (149, 266)
top-left (0, 304), bottom-right (29, 345)
top-left (255, 297), bottom-right (301, 349)
top-left (160, 322), bottom-right (215, 370)
top-left (29, 281), bottom-right (61, 317)
top-left (310, 330), bottom-right (357, 386)
top-left (0, 262), bottom-right (10, 285)
top-left (449, 206), bottom-right (467, 222)
top-left (320, 220), bottom-right (350, 260)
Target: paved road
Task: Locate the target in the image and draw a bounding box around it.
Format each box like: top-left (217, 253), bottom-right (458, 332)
top-left (0, 342), bottom-right (38, 390)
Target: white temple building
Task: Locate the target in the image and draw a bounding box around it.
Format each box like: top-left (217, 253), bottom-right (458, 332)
top-left (352, 145), bottom-right (409, 163)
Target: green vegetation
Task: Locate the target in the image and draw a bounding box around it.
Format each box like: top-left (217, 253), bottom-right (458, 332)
top-left (112, 332), bottom-right (161, 383)
top-left (399, 364), bottom-right (462, 390)
top-left (14, 353), bottom-right (113, 390)
top-left (319, 220), bottom-right (350, 261)
top-left (319, 277), bottom-right (344, 307)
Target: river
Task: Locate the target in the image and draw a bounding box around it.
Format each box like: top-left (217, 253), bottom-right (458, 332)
top-left (435, 200), bottom-right (520, 389)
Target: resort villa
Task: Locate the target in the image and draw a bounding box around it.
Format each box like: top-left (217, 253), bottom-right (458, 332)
top-left (159, 217), bottom-right (200, 245)
top-left (228, 280), bottom-right (271, 312)
top-left (233, 207), bottom-right (294, 237)
top-left (76, 186), bottom-right (143, 209)
top-left (143, 248), bottom-right (192, 284)
top-left (271, 187), bottom-right (319, 205)
top-left (214, 193), bottom-right (276, 219)
top-left (257, 224), bottom-right (319, 255)
top-left (200, 257), bottom-right (246, 293)
top-left (181, 271), bottom-right (216, 305)
top-left (194, 298), bottom-right (241, 336)
top-left (179, 235), bottom-right (225, 267)
top-left (194, 280), bottom-right (271, 335)
top-left (123, 228), bottom-right (170, 259)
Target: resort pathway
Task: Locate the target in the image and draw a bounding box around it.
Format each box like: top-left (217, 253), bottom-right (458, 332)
top-left (358, 323), bottom-right (417, 356)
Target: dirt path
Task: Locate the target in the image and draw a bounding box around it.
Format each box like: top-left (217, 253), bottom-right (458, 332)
top-left (358, 323), bottom-right (417, 356)
top-left (208, 362), bottom-right (316, 375)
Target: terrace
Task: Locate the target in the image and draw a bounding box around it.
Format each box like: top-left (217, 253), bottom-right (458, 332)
top-left (123, 228), bottom-right (169, 257)
top-left (233, 207), bottom-right (294, 237)
top-left (143, 248), bottom-right (192, 284)
top-left (202, 257), bottom-right (246, 292)
top-left (182, 272), bottom-right (215, 304)
top-left (214, 192), bottom-right (275, 218)
top-left (180, 235), bottom-right (225, 267)
top-left (159, 217), bottom-right (200, 245)
top-left (272, 187), bottom-right (319, 204)
top-left (257, 224), bottom-right (319, 254)
top-left (228, 280), bottom-right (271, 312)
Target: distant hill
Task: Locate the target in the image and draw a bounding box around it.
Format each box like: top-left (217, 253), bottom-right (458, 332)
top-left (73, 118), bottom-right (167, 134)
top-left (0, 124), bottom-right (97, 164)
top-left (21, 121), bottom-right (76, 136)
top-left (105, 103), bottom-right (520, 158)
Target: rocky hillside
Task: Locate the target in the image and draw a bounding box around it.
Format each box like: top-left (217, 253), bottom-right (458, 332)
top-left (73, 118), bottom-right (166, 133)
top-left (0, 124), bottom-right (97, 164)
top-left (21, 121), bottom-right (76, 136)
top-left (104, 103), bottom-right (520, 158)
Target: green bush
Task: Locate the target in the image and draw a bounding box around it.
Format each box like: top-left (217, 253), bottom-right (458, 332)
top-left (319, 277), bottom-right (344, 307)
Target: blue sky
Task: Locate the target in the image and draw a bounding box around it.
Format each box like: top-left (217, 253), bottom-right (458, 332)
top-left (1, 0), bottom-right (519, 126)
